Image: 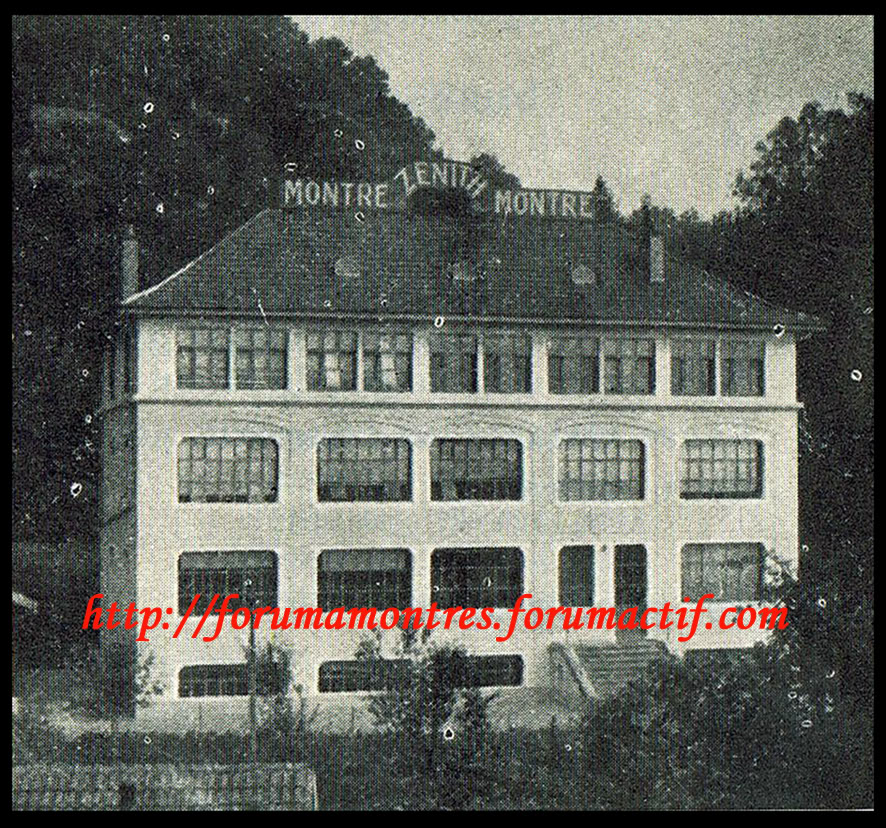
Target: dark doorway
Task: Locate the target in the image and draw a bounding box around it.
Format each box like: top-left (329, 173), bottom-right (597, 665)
top-left (614, 544), bottom-right (648, 640)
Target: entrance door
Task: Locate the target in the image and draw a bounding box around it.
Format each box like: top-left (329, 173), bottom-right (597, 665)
top-left (614, 545), bottom-right (648, 640)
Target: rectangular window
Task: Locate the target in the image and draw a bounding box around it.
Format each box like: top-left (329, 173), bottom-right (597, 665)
top-left (558, 439), bottom-right (644, 500)
top-left (178, 551), bottom-right (277, 615)
top-left (429, 332), bottom-right (478, 392)
top-left (317, 438), bottom-right (411, 502)
top-left (680, 440), bottom-right (763, 499)
top-left (431, 547), bottom-right (523, 609)
top-left (307, 329), bottom-right (357, 390)
top-left (234, 327), bottom-right (287, 389)
top-left (319, 659), bottom-right (409, 693)
top-left (721, 340), bottom-right (765, 396)
top-left (178, 437), bottom-right (278, 503)
top-left (681, 543), bottom-right (764, 602)
top-left (548, 336), bottom-right (600, 394)
top-left (559, 546), bottom-right (595, 607)
top-left (176, 326), bottom-right (230, 389)
top-left (603, 337), bottom-right (655, 394)
top-left (363, 330), bottom-right (412, 391)
top-left (671, 338), bottom-right (715, 396)
top-left (317, 549), bottom-right (411, 610)
top-left (179, 662), bottom-right (283, 698)
top-left (484, 332), bottom-right (532, 393)
top-left (461, 655), bottom-right (523, 688)
top-left (430, 438), bottom-right (522, 501)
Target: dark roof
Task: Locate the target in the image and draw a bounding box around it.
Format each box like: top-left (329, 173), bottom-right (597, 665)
top-left (125, 208), bottom-right (823, 332)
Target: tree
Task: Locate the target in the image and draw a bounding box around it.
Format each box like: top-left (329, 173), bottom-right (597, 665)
top-left (12, 15), bottom-right (440, 543)
top-left (591, 175), bottom-right (619, 223)
top-left (468, 151), bottom-right (521, 190)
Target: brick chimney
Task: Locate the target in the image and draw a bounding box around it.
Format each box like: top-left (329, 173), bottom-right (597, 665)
top-left (650, 234), bottom-right (665, 283)
top-left (121, 224), bottom-right (139, 300)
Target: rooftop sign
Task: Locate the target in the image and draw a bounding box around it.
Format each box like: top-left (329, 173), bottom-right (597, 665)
top-left (281, 159), bottom-right (603, 221)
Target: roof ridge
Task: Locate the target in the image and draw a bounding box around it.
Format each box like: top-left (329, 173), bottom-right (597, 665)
top-left (122, 209), bottom-right (271, 306)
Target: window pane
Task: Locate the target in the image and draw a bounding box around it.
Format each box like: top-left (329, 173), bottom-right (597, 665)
top-left (558, 439), bottom-right (644, 500)
top-left (602, 338), bottom-right (655, 394)
top-left (681, 543), bottom-right (764, 601)
top-left (317, 549), bottom-right (411, 610)
top-left (235, 325), bottom-right (287, 389)
top-left (548, 336), bottom-right (599, 394)
top-left (178, 550), bottom-right (277, 615)
top-left (178, 438), bottom-right (278, 503)
top-left (317, 438), bottom-right (412, 502)
top-left (680, 440), bottom-right (763, 498)
top-left (177, 326), bottom-right (229, 389)
top-left (484, 332), bottom-right (532, 393)
top-left (430, 333), bottom-right (478, 392)
top-left (363, 329), bottom-right (413, 391)
top-left (721, 340), bottom-right (765, 396)
top-left (307, 328), bottom-right (358, 390)
top-left (431, 548), bottom-right (523, 609)
top-left (430, 439), bottom-right (522, 501)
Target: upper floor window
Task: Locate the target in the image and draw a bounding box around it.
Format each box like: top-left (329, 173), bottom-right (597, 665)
top-left (721, 340), bottom-right (765, 396)
top-left (430, 332), bottom-right (478, 392)
top-left (484, 332), bottom-right (532, 393)
top-left (680, 439), bottom-right (763, 499)
top-left (559, 546), bottom-right (595, 607)
top-left (558, 439), bottom-right (645, 500)
top-left (317, 438), bottom-right (412, 502)
top-left (178, 550), bottom-right (277, 615)
top-left (671, 338), bottom-right (715, 396)
top-left (681, 542), bottom-right (764, 602)
top-left (548, 335), bottom-right (600, 394)
top-left (235, 327), bottom-right (287, 389)
top-left (603, 337), bottom-right (655, 394)
top-left (307, 329), bottom-right (357, 391)
top-left (363, 330), bottom-right (412, 392)
top-left (178, 437), bottom-right (278, 503)
top-left (317, 549), bottom-right (411, 611)
top-left (430, 438), bottom-right (522, 501)
top-left (177, 326), bottom-right (230, 389)
top-left (431, 547), bottom-right (523, 609)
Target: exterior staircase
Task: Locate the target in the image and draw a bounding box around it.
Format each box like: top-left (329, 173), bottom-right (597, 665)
top-left (568, 638), bottom-right (672, 699)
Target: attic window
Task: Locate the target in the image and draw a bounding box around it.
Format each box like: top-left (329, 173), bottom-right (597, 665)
top-left (571, 263), bottom-right (598, 286)
top-left (334, 255), bottom-right (361, 279)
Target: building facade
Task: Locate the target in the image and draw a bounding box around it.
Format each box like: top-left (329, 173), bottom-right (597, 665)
top-left (99, 169), bottom-right (821, 726)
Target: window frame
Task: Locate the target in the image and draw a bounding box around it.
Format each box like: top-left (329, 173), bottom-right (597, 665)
top-left (233, 325), bottom-right (288, 390)
top-left (720, 338), bottom-right (766, 397)
top-left (430, 438), bottom-right (524, 501)
top-left (483, 330), bottom-right (533, 394)
top-left (316, 437), bottom-right (413, 503)
top-left (176, 325), bottom-right (231, 390)
top-left (548, 334), bottom-right (600, 395)
top-left (316, 548), bottom-right (412, 611)
top-left (670, 336), bottom-right (716, 396)
top-left (430, 547), bottom-right (524, 609)
top-left (178, 662), bottom-right (284, 698)
top-left (429, 330), bottom-right (479, 393)
top-left (177, 550), bottom-right (278, 616)
top-left (177, 436), bottom-right (280, 504)
top-left (679, 439), bottom-right (764, 500)
top-left (680, 542), bottom-right (766, 603)
top-left (362, 328), bottom-right (413, 392)
top-left (557, 438), bottom-right (646, 502)
top-left (306, 327), bottom-right (359, 391)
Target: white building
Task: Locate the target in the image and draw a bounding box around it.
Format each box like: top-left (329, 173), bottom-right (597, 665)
top-left (99, 167), bottom-right (822, 727)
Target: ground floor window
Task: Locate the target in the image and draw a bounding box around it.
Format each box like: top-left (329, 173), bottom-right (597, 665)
top-left (178, 662), bottom-right (284, 698)
top-left (681, 542), bottom-right (765, 602)
top-left (178, 550), bottom-right (277, 615)
top-left (317, 549), bottom-right (412, 610)
top-left (317, 655), bottom-right (523, 692)
top-left (431, 547), bottom-right (523, 608)
top-left (318, 659), bottom-right (409, 693)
